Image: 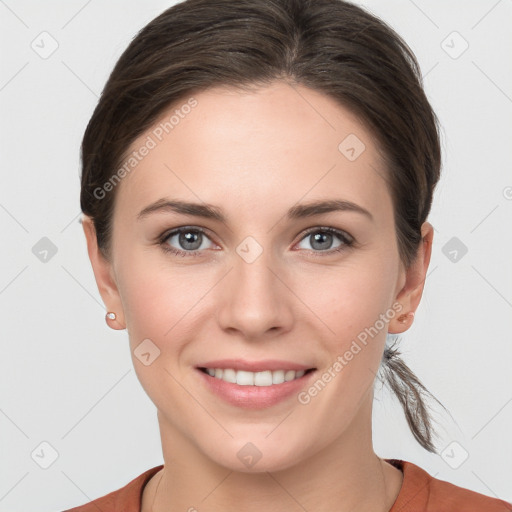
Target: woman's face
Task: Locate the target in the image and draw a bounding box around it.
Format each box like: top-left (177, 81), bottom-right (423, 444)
top-left (84, 80), bottom-right (431, 472)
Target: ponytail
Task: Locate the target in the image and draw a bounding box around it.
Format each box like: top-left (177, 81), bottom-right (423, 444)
top-left (379, 338), bottom-right (445, 453)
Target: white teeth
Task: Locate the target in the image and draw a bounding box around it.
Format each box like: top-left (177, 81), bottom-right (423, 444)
top-left (236, 370), bottom-right (254, 386)
top-left (254, 370), bottom-right (272, 386)
top-left (203, 368), bottom-right (309, 386)
top-left (272, 370), bottom-right (285, 384)
top-left (284, 370), bottom-right (296, 382)
top-left (222, 368), bottom-right (237, 383)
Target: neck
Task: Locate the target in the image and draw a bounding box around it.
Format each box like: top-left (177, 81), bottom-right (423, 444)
top-left (143, 398), bottom-right (403, 512)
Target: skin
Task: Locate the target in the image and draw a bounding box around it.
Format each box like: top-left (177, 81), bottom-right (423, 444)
top-left (83, 80), bottom-right (433, 512)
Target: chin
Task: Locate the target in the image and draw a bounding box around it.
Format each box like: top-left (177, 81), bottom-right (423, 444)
top-left (204, 436), bottom-right (307, 474)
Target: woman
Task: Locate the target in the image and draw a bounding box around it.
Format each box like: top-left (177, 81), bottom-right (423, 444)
top-left (66, 0), bottom-right (511, 510)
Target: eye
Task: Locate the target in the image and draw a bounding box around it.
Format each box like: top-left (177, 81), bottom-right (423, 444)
top-left (158, 225), bottom-right (354, 258)
top-left (159, 227), bottom-right (216, 257)
top-left (295, 227), bottom-right (354, 255)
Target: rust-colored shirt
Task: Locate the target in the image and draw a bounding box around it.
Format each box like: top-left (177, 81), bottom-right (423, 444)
top-left (62, 459), bottom-right (511, 511)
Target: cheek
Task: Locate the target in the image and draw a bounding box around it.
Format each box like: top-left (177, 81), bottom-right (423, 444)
top-left (116, 254), bottom-right (218, 374)
top-left (115, 260), bottom-right (203, 407)
top-left (115, 251), bottom-right (194, 344)
top-left (303, 255), bottom-right (399, 405)
top-left (126, 284), bottom-right (198, 341)
top-left (309, 257), bottom-right (398, 345)
top-left (291, 259), bottom-right (398, 431)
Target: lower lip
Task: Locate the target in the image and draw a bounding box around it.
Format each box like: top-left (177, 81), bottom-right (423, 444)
top-left (196, 368), bottom-right (316, 409)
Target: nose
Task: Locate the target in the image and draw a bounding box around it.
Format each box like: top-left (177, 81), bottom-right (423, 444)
top-left (215, 244), bottom-right (294, 340)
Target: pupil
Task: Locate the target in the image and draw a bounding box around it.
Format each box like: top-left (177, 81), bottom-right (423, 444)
top-left (181, 231), bottom-right (201, 250)
top-left (312, 232), bottom-right (332, 250)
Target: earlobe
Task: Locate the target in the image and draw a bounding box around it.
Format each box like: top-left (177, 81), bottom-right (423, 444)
top-left (81, 215), bottom-right (126, 330)
top-left (388, 222), bottom-right (434, 334)
top-left (105, 311), bottom-right (125, 331)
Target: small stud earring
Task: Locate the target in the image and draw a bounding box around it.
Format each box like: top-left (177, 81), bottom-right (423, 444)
top-left (398, 311), bottom-right (415, 324)
top-left (106, 312), bottom-right (116, 321)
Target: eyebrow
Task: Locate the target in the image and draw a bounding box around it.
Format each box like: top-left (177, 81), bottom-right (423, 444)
top-left (137, 198), bottom-right (373, 222)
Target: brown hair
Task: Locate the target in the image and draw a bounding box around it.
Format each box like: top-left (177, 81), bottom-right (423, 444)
top-left (80, 0), bottom-right (443, 452)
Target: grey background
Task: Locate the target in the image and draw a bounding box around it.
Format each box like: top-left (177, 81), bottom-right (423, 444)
top-left (1, 0), bottom-right (511, 509)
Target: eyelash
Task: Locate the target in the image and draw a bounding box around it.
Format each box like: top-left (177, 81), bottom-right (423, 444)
top-left (157, 226), bottom-right (355, 258)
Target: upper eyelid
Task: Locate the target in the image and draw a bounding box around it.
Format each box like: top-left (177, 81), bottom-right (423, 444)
top-left (161, 226), bottom-right (215, 244)
top-left (300, 226), bottom-right (353, 241)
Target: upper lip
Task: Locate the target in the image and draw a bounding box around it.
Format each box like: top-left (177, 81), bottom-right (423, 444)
top-left (196, 359), bottom-right (316, 372)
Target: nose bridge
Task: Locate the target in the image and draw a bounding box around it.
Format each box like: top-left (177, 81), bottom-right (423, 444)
top-left (216, 235), bottom-right (293, 336)
top-left (235, 242), bottom-right (276, 295)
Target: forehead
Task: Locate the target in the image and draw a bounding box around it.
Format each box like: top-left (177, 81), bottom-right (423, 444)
top-left (114, 81), bottom-right (392, 225)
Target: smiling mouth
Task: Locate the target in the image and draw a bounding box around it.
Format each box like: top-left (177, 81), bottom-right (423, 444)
top-left (198, 367), bottom-right (316, 386)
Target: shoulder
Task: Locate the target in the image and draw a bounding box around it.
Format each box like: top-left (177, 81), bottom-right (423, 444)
top-left (388, 459), bottom-right (512, 512)
top-left (61, 465), bottom-right (164, 512)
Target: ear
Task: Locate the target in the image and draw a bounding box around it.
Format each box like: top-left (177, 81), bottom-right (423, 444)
top-left (82, 215), bottom-right (126, 330)
top-left (388, 221), bottom-right (434, 334)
